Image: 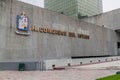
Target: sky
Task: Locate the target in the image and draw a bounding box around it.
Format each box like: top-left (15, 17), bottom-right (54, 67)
top-left (102, 0), bottom-right (120, 12)
top-left (19, 0), bottom-right (120, 12)
top-left (19, 0), bottom-right (44, 7)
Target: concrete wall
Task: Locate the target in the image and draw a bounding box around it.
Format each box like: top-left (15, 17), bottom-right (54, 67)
top-left (0, 0), bottom-right (119, 62)
top-left (0, 56), bottom-right (120, 70)
top-left (82, 9), bottom-right (120, 30)
top-left (45, 56), bottom-right (120, 70)
top-left (0, 62), bottom-right (37, 70)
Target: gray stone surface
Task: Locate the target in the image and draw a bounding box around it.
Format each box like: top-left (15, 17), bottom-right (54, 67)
top-left (0, 0), bottom-right (119, 63)
top-left (0, 62), bottom-right (37, 70)
top-left (82, 9), bottom-right (120, 30)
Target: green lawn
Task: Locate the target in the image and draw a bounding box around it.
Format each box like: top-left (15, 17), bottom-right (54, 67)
top-left (96, 74), bottom-right (120, 80)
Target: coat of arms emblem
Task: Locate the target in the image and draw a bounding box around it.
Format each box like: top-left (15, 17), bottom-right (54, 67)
top-left (16, 12), bottom-right (30, 35)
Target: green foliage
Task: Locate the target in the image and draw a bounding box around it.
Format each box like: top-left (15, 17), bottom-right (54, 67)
top-left (96, 74), bottom-right (120, 80)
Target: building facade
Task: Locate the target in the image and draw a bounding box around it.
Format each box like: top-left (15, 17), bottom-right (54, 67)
top-left (0, 0), bottom-right (119, 70)
top-left (77, 0), bottom-right (103, 17)
top-left (82, 9), bottom-right (120, 30)
top-left (44, 0), bottom-right (103, 18)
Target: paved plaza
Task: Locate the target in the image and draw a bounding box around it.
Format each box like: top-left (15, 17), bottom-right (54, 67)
top-left (0, 60), bottom-right (120, 80)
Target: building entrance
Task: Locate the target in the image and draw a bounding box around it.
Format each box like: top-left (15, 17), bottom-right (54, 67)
top-left (117, 42), bottom-right (120, 55)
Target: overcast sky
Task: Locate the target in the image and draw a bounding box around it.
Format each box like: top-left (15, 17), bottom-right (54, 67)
top-left (20, 0), bottom-right (120, 12)
top-left (103, 0), bottom-right (120, 12)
